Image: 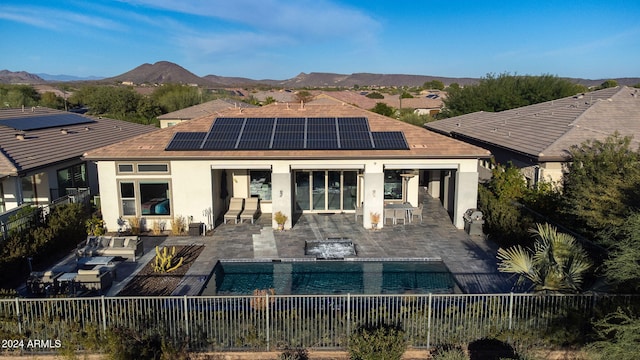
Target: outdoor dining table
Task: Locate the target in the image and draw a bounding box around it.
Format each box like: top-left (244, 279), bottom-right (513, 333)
top-left (384, 203), bottom-right (415, 223)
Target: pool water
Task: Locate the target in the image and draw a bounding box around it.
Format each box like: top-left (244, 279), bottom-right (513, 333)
top-left (203, 260), bottom-right (455, 295)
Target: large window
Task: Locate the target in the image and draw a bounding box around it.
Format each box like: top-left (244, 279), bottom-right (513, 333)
top-left (384, 170), bottom-right (403, 200)
top-left (21, 176), bottom-right (35, 205)
top-left (119, 181), bottom-right (171, 216)
top-left (57, 163), bottom-right (87, 196)
top-left (250, 171), bottom-right (272, 201)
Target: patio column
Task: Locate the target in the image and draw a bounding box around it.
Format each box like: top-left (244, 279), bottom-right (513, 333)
top-left (453, 171), bottom-right (479, 229)
top-left (363, 172), bottom-right (384, 229)
top-left (271, 172), bottom-right (292, 230)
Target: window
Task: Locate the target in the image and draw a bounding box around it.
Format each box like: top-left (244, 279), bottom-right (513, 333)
top-left (140, 183), bottom-right (170, 215)
top-left (137, 164), bottom-right (169, 173)
top-left (384, 170), bottom-right (403, 200)
top-left (250, 171), bottom-right (272, 201)
top-left (118, 164), bottom-right (134, 173)
top-left (119, 181), bottom-right (171, 216)
top-left (21, 176), bottom-right (36, 205)
top-left (57, 163), bottom-right (87, 196)
top-left (120, 182), bottom-right (136, 216)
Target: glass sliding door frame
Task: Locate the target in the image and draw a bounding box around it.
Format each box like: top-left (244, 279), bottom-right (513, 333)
top-left (294, 170), bottom-right (359, 213)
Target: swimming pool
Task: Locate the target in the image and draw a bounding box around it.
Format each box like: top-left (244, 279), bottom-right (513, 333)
top-left (201, 259), bottom-right (456, 296)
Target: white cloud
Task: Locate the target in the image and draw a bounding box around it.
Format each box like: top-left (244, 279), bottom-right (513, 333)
top-left (120, 0), bottom-right (379, 40)
top-left (0, 5), bottom-right (126, 32)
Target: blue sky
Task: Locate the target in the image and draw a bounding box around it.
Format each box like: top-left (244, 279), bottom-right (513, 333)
top-left (1, 0), bottom-right (639, 80)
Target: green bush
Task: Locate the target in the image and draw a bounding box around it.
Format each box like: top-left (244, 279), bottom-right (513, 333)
top-left (348, 323), bottom-right (406, 360)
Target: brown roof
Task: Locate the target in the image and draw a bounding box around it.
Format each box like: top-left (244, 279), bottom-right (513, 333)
top-left (310, 91), bottom-right (444, 111)
top-left (157, 99), bottom-right (257, 120)
top-left (0, 107), bottom-right (158, 176)
top-left (426, 86), bottom-right (640, 161)
top-left (84, 102), bottom-right (490, 161)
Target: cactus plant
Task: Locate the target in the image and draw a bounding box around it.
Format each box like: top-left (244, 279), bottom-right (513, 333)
top-left (153, 246), bottom-right (184, 273)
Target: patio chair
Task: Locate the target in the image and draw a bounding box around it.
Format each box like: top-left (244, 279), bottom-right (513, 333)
top-left (384, 208), bottom-right (396, 225)
top-left (224, 198), bottom-right (245, 224)
top-left (395, 208), bottom-right (407, 224)
top-left (240, 197), bottom-right (261, 224)
top-left (355, 203), bottom-right (364, 222)
top-left (411, 204), bottom-right (424, 223)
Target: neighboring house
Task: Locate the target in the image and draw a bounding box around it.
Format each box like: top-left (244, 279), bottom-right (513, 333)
top-left (157, 99), bottom-right (257, 128)
top-left (426, 86), bottom-right (640, 185)
top-left (312, 91), bottom-right (444, 116)
top-left (0, 107), bottom-right (158, 213)
top-left (84, 102), bottom-right (490, 232)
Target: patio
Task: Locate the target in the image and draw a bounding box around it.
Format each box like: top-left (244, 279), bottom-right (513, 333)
top-left (107, 193), bottom-right (515, 297)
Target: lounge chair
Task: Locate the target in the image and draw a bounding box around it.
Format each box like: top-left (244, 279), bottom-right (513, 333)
top-left (224, 198), bottom-right (245, 224)
top-left (240, 197), bottom-right (261, 224)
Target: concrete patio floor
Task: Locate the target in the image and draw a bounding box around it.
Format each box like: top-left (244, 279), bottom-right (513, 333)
top-left (105, 193), bottom-right (517, 297)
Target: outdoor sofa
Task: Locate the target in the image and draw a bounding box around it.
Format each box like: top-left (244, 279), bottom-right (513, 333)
top-left (76, 235), bottom-right (142, 262)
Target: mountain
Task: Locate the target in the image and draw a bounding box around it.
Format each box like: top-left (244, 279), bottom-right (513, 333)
top-left (103, 61), bottom-right (208, 85)
top-left (36, 73), bottom-right (104, 82)
top-left (0, 70), bottom-right (46, 84)
top-left (2, 61), bottom-right (639, 89)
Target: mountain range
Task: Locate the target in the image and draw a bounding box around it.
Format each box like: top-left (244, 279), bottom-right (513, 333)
top-left (2, 61), bottom-right (638, 88)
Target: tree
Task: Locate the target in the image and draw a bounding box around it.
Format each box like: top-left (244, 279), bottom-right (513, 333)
top-left (365, 92), bottom-right (384, 99)
top-left (439, 73), bottom-right (585, 118)
top-left (151, 84), bottom-right (203, 113)
top-left (370, 102), bottom-right (395, 117)
top-left (423, 80), bottom-right (445, 90)
top-left (561, 133), bottom-right (640, 239)
top-left (599, 213), bottom-right (640, 292)
top-left (399, 91), bottom-right (414, 99)
top-left (294, 90), bottom-right (313, 103)
top-left (588, 308), bottom-right (640, 359)
top-left (0, 84), bottom-right (40, 107)
top-left (497, 223), bottom-right (593, 293)
top-left (596, 79), bottom-right (618, 89)
top-left (40, 91), bottom-right (65, 109)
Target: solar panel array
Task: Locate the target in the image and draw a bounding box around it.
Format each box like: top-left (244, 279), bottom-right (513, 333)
top-left (165, 117), bottom-right (409, 151)
top-left (0, 113), bottom-right (95, 131)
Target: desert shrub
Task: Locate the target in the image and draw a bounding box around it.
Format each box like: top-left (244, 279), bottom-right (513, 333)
top-left (126, 216), bottom-right (142, 235)
top-left (85, 215), bottom-right (106, 236)
top-left (104, 326), bottom-right (162, 360)
top-left (348, 322), bottom-right (406, 360)
top-left (467, 338), bottom-right (517, 360)
top-left (170, 215), bottom-right (186, 235)
top-left (278, 346), bottom-right (309, 360)
top-left (430, 344), bottom-right (469, 360)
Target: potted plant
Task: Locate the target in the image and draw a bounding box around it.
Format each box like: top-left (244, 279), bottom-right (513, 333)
top-left (274, 211), bottom-right (288, 231)
top-left (370, 212), bottom-right (380, 229)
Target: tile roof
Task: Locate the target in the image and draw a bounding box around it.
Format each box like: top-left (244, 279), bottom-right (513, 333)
top-left (310, 91), bottom-right (444, 111)
top-left (0, 107), bottom-right (158, 176)
top-left (426, 86), bottom-right (640, 161)
top-left (157, 99), bottom-right (257, 120)
top-left (84, 102), bottom-right (490, 161)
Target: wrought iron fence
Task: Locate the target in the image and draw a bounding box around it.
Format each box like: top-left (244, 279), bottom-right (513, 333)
top-left (0, 293), bottom-right (637, 353)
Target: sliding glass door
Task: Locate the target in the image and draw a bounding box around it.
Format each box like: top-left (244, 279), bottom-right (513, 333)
top-left (295, 170), bottom-right (359, 213)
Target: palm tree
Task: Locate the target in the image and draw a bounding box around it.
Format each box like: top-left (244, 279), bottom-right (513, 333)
top-left (497, 223), bottom-right (593, 293)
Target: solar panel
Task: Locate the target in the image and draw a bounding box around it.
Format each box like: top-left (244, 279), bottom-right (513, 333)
top-left (202, 118), bottom-right (244, 149)
top-left (238, 117), bottom-right (274, 149)
top-left (0, 113), bottom-right (95, 131)
top-left (271, 118), bottom-right (305, 150)
top-left (165, 132), bottom-right (207, 150)
top-left (372, 132), bottom-right (409, 150)
top-left (165, 116), bottom-right (411, 151)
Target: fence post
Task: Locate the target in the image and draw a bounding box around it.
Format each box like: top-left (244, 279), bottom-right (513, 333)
top-left (265, 293), bottom-right (270, 351)
top-left (508, 292), bottom-right (514, 331)
top-left (101, 296), bottom-right (107, 331)
top-left (346, 293), bottom-right (351, 346)
top-left (426, 293), bottom-right (432, 349)
top-left (14, 298), bottom-right (22, 335)
top-left (183, 295), bottom-right (189, 339)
